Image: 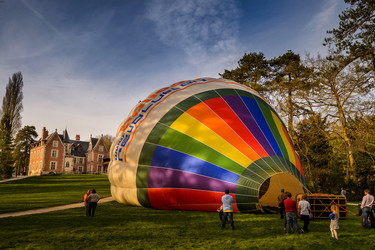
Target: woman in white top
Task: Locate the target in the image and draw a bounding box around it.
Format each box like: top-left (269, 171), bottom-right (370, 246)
top-left (298, 194), bottom-right (311, 233)
top-left (87, 189), bottom-right (100, 217)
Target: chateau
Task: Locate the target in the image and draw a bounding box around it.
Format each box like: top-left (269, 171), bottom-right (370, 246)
top-left (28, 127), bottom-right (109, 176)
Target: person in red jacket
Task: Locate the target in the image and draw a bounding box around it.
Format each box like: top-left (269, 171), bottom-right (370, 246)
top-left (83, 190), bottom-right (90, 216)
top-left (283, 192), bottom-right (299, 235)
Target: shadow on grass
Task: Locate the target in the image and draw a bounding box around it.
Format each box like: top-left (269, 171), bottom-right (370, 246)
top-left (1, 202), bottom-right (375, 249)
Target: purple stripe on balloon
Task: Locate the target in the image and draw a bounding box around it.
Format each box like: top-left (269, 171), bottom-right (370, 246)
top-left (148, 167), bottom-right (237, 193)
top-left (223, 95), bottom-right (276, 156)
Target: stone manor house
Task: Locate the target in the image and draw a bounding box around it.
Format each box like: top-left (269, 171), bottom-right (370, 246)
top-left (28, 127), bottom-right (109, 176)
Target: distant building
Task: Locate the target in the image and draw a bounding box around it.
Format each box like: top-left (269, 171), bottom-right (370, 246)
top-left (28, 127), bottom-right (109, 176)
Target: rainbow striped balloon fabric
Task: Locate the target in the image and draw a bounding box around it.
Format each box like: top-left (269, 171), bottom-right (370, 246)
top-left (109, 78), bottom-right (306, 213)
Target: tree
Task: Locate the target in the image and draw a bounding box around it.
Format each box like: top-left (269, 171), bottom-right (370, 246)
top-left (220, 52), bottom-right (270, 94)
top-left (0, 114), bottom-right (14, 179)
top-left (268, 50), bottom-right (313, 141)
top-left (324, 0), bottom-right (375, 79)
top-left (295, 114), bottom-right (337, 193)
top-left (348, 115), bottom-right (375, 193)
top-left (1, 72), bottom-right (24, 136)
top-left (13, 126), bottom-right (38, 176)
top-left (307, 54), bottom-right (374, 184)
top-left (101, 134), bottom-right (115, 152)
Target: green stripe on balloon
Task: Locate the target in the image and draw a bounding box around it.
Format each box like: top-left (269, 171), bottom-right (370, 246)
top-left (257, 100), bottom-right (290, 161)
top-left (158, 128), bottom-right (246, 175)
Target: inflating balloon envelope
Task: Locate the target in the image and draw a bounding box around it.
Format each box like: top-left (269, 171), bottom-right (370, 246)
top-left (109, 78), bottom-right (307, 213)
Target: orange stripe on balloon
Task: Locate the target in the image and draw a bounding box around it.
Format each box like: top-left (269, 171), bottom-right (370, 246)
top-left (186, 102), bottom-right (261, 162)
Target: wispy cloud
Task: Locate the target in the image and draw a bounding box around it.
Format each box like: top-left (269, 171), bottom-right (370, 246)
top-left (146, 0), bottom-right (241, 71)
top-left (20, 0), bottom-right (66, 41)
top-left (306, 0), bottom-right (344, 39)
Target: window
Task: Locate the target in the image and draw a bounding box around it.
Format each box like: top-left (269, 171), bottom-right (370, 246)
top-left (51, 150), bottom-right (58, 158)
top-left (78, 166), bottom-right (82, 172)
top-left (53, 140), bottom-right (58, 147)
top-left (79, 158), bottom-right (83, 164)
top-left (73, 158), bottom-right (76, 164)
top-left (98, 166), bottom-right (102, 172)
top-left (50, 162), bottom-right (56, 170)
top-left (98, 155), bottom-right (103, 162)
top-left (66, 162), bottom-right (70, 168)
top-left (99, 145), bottom-right (104, 152)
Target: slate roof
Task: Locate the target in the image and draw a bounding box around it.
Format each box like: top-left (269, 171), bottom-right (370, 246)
top-left (37, 129), bottom-right (104, 157)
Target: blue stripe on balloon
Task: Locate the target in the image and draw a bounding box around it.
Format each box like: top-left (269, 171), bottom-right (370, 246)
top-left (223, 95), bottom-right (276, 156)
top-left (241, 96), bottom-right (283, 157)
top-left (151, 146), bottom-right (240, 184)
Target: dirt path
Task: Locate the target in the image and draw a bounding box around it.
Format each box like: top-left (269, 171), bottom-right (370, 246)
top-left (0, 176), bottom-right (30, 183)
top-left (0, 197), bottom-right (114, 219)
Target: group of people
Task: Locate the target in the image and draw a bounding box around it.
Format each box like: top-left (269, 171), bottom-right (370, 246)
top-left (83, 189), bottom-right (101, 217)
top-left (278, 189), bottom-right (310, 235)
top-left (277, 188), bottom-right (374, 238)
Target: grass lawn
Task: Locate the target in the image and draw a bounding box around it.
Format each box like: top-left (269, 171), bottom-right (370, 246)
top-left (0, 175), bottom-right (374, 249)
top-left (0, 174), bottom-right (111, 213)
top-left (1, 203), bottom-right (374, 249)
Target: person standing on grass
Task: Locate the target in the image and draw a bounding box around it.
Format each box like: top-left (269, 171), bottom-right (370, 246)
top-left (87, 189), bottom-right (100, 217)
top-left (298, 194), bottom-right (311, 233)
top-left (360, 189), bottom-right (374, 229)
top-left (284, 192), bottom-right (299, 235)
top-left (221, 189), bottom-right (235, 230)
top-left (278, 188), bottom-right (286, 220)
top-left (83, 189), bottom-right (91, 216)
top-left (329, 205), bottom-right (339, 239)
top-left (340, 188), bottom-right (346, 196)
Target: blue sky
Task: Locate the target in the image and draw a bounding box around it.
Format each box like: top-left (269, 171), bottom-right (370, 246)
top-left (0, 0), bottom-right (347, 140)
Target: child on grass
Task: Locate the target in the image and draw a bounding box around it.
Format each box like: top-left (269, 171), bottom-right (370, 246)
top-left (329, 205), bottom-right (339, 240)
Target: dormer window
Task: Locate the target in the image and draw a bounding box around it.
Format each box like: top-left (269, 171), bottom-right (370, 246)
top-left (53, 140), bottom-right (58, 147)
top-left (99, 145), bottom-right (104, 152)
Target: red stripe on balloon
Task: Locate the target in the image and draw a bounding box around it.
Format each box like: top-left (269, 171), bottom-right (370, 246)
top-left (148, 188), bottom-right (239, 212)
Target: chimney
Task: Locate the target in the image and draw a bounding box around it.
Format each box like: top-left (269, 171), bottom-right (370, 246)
top-left (75, 134), bottom-right (80, 141)
top-left (42, 127), bottom-right (48, 140)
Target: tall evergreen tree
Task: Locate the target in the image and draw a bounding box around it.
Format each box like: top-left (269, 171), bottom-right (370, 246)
top-left (1, 72), bottom-right (24, 136)
top-left (220, 52), bottom-right (270, 94)
top-left (13, 126), bottom-right (38, 176)
top-left (0, 114), bottom-right (14, 179)
top-left (324, 0), bottom-right (375, 79)
top-left (268, 50), bottom-right (312, 141)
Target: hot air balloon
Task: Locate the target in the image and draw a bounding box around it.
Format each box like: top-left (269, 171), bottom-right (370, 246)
top-left (109, 78), bottom-right (307, 213)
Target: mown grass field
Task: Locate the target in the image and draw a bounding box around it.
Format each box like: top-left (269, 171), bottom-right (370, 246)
top-left (0, 175), bottom-right (111, 213)
top-left (0, 175), bottom-right (374, 249)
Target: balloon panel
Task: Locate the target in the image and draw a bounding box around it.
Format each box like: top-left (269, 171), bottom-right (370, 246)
top-left (109, 78), bottom-right (306, 212)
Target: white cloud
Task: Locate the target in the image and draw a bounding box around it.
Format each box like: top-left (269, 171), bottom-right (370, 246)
top-left (146, 0), bottom-right (241, 71)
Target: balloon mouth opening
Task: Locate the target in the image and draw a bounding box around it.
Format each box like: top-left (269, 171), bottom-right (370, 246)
top-left (257, 172), bottom-right (307, 213)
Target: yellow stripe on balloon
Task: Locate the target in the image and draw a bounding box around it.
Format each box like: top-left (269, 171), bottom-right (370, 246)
top-left (271, 112), bottom-right (297, 168)
top-left (170, 113), bottom-right (253, 167)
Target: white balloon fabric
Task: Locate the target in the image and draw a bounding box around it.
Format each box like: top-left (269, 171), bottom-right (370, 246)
top-left (109, 78), bottom-right (306, 212)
